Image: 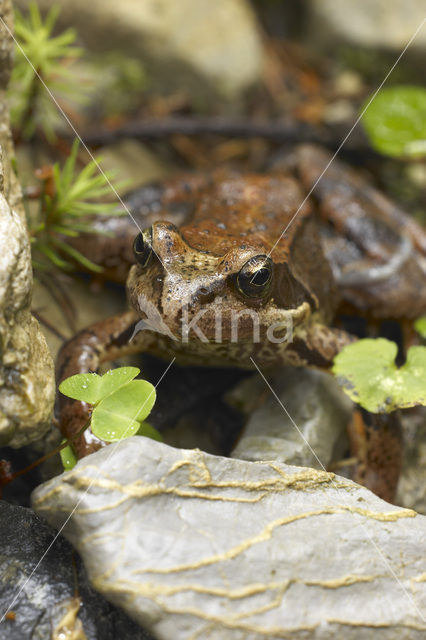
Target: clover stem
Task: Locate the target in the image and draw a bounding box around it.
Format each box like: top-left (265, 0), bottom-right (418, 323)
top-left (0, 417), bottom-right (91, 489)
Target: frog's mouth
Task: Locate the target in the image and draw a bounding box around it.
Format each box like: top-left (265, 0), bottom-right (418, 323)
top-left (132, 284), bottom-right (311, 350)
top-left (131, 292), bottom-right (179, 342)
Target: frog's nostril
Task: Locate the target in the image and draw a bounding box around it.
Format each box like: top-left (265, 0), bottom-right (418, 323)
top-left (152, 221), bottom-right (188, 260)
top-left (196, 286), bottom-right (216, 304)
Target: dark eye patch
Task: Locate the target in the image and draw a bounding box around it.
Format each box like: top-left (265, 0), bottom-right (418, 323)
top-left (133, 228), bottom-right (153, 268)
top-left (236, 255), bottom-right (273, 298)
top-left (251, 267), bottom-right (270, 287)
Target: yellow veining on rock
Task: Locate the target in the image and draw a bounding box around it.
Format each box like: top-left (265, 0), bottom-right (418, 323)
top-left (347, 506), bottom-right (416, 521)
top-left (327, 618), bottom-right (426, 631)
top-left (90, 573), bottom-right (320, 638)
top-left (94, 573), bottom-right (382, 604)
top-left (148, 601), bottom-right (319, 637)
top-left (165, 451), bottom-right (213, 484)
top-left (87, 566), bottom-right (426, 637)
top-left (132, 505), bottom-right (415, 576)
top-left (411, 573), bottom-right (426, 583)
top-left (303, 574), bottom-right (378, 589)
top-left (95, 577), bottom-right (292, 601)
top-left (165, 452), bottom-right (337, 490)
top-left (33, 454), bottom-right (416, 540)
top-left (232, 582), bottom-right (289, 622)
top-left (33, 458), bottom-right (345, 518)
top-left (35, 453), bottom-right (340, 515)
top-left (79, 487), bottom-right (271, 515)
top-left (31, 448), bottom-right (426, 638)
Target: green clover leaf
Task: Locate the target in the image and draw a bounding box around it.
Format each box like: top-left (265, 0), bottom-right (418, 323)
top-left (361, 86), bottom-right (426, 158)
top-left (59, 366), bottom-right (159, 467)
top-left (91, 379), bottom-right (156, 442)
top-left (59, 366), bottom-right (140, 404)
top-left (136, 421), bottom-right (163, 442)
top-left (332, 338), bottom-right (426, 413)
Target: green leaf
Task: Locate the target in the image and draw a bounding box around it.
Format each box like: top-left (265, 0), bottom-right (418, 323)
top-left (61, 138), bottom-right (79, 191)
top-left (361, 86), bottom-right (426, 158)
top-left (59, 372), bottom-right (102, 404)
top-left (51, 237), bottom-right (104, 273)
top-left (414, 316), bottom-right (426, 340)
top-left (28, 2), bottom-right (43, 31)
top-left (332, 338), bottom-right (426, 413)
top-left (59, 367), bottom-right (140, 404)
top-left (136, 421), bottom-right (163, 442)
top-left (92, 409), bottom-right (140, 442)
top-left (60, 440), bottom-right (77, 470)
top-left (37, 243), bottom-right (72, 269)
top-left (91, 380), bottom-right (156, 442)
top-left (10, 2), bottom-right (82, 141)
top-left (30, 139), bottom-right (126, 275)
top-left (51, 225), bottom-right (79, 237)
top-left (44, 5), bottom-right (61, 34)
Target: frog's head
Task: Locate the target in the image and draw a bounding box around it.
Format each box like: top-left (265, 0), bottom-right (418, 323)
top-left (127, 220), bottom-right (316, 349)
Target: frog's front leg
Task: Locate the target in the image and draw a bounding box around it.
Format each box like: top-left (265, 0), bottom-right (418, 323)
top-left (285, 322), bottom-right (354, 368)
top-left (56, 310), bottom-right (156, 458)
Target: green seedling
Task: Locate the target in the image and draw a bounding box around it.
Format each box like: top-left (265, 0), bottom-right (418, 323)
top-left (10, 2), bottom-right (83, 140)
top-left (361, 86), bottom-right (426, 158)
top-left (332, 338), bottom-right (426, 413)
top-left (30, 138), bottom-right (125, 273)
top-left (59, 366), bottom-right (161, 470)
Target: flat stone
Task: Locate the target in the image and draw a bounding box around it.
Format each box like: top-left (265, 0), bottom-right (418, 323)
top-left (0, 501), bottom-right (154, 640)
top-left (230, 367), bottom-right (352, 469)
top-left (0, 1), bottom-right (54, 448)
top-left (33, 437), bottom-right (426, 639)
top-left (306, 0), bottom-right (426, 51)
top-left (17, 0), bottom-right (264, 103)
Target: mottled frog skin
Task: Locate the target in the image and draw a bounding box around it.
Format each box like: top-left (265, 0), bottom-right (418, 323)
top-left (57, 145), bottom-right (426, 499)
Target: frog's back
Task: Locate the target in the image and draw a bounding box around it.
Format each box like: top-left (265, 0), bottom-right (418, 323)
top-left (290, 145), bottom-right (426, 319)
top-left (179, 171), bottom-right (338, 321)
top-left (180, 172), bottom-right (310, 260)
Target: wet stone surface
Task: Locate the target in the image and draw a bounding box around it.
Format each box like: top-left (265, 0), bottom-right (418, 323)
top-left (33, 437), bottom-right (426, 640)
top-left (229, 366), bottom-right (352, 469)
top-left (0, 0), bottom-right (55, 449)
top-left (0, 501), bottom-right (154, 640)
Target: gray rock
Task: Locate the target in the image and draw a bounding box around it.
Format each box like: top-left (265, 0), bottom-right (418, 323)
top-left (306, 0), bottom-right (426, 51)
top-left (230, 367), bottom-right (352, 469)
top-left (17, 0), bottom-right (264, 103)
top-left (0, 501), bottom-right (154, 640)
top-left (33, 437), bottom-right (426, 639)
top-left (0, 1), bottom-right (54, 448)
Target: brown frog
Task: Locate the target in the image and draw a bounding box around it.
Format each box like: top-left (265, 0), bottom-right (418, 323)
top-left (57, 144), bottom-right (426, 500)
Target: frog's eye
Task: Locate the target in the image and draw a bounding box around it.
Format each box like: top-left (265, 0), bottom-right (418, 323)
top-left (236, 255), bottom-right (273, 298)
top-left (133, 229), bottom-right (153, 268)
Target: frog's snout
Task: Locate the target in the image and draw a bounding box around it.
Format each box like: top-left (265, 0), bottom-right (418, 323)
top-left (151, 221), bottom-right (190, 265)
